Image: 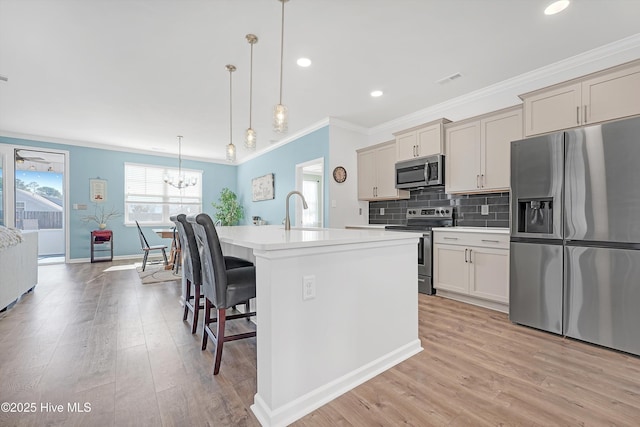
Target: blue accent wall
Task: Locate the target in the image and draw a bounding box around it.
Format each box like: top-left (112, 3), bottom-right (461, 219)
top-left (236, 126), bottom-right (330, 226)
top-left (1, 136), bottom-right (236, 260)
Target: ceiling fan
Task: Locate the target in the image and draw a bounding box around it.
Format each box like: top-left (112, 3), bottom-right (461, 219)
top-left (15, 150), bottom-right (49, 164)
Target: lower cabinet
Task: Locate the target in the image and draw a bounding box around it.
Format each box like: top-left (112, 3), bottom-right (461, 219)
top-left (433, 230), bottom-right (509, 312)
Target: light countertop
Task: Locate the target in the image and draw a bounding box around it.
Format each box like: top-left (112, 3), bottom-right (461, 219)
top-left (432, 227), bottom-right (509, 234)
top-left (216, 225), bottom-right (422, 251)
top-left (344, 224), bottom-right (387, 229)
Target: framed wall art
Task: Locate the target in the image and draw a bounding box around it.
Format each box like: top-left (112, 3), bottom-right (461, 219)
top-left (252, 173), bottom-right (274, 201)
top-left (90, 178), bottom-right (107, 203)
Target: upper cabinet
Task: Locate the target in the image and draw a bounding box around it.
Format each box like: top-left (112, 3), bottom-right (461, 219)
top-left (357, 140), bottom-right (410, 201)
top-left (445, 106), bottom-right (522, 194)
top-left (394, 118), bottom-right (450, 161)
top-left (521, 60), bottom-right (640, 137)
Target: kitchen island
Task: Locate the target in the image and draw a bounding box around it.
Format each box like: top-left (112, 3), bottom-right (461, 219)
top-left (215, 225), bottom-right (422, 426)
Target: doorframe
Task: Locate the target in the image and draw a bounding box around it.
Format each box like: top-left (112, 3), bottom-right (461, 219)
top-left (0, 143), bottom-right (70, 263)
top-left (295, 157), bottom-right (324, 228)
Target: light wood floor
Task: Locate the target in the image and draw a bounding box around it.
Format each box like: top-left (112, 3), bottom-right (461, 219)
top-left (1, 261), bottom-right (639, 426)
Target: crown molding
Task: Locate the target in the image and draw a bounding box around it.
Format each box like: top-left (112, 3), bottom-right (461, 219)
top-left (369, 33), bottom-right (640, 137)
top-left (236, 117), bottom-right (330, 164)
top-left (0, 130), bottom-right (230, 164)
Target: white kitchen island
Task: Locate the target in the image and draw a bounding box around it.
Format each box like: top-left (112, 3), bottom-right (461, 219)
top-left (215, 225), bottom-right (422, 426)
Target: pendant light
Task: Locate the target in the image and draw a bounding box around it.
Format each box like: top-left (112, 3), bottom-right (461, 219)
top-left (164, 135), bottom-right (197, 188)
top-left (273, 0), bottom-right (289, 133)
top-left (245, 34), bottom-right (258, 149)
top-left (226, 64), bottom-right (237, 162)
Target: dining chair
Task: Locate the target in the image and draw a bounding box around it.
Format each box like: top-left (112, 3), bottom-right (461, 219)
top-left (187, 213), bottom-right (256, 375)
top-left (135, 220), bottom-right (168, 271)
top-left (170, 214), bottom-right (253, 334)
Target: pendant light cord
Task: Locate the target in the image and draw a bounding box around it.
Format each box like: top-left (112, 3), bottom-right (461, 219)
top-left (279, 0), bottom-right (285, 104)
top-left (249, 42), bottom-right (254, 127)
top-left (178, 136), bottom-right (182, 173)
top-left (229, 69), bottom-right (233, 144)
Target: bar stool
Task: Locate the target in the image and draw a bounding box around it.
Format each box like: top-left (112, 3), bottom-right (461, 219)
top-left (187, 213), bottom-right (256, 375)
top-left (171, 214), bottom-right (252, 334)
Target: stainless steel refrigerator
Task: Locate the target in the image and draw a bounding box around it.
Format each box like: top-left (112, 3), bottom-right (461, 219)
top-left (510, 116), bottom-right (640, 356)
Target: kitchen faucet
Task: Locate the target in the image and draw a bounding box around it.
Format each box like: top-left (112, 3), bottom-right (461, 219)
top-left (284, 190), bottom-right (308, 230)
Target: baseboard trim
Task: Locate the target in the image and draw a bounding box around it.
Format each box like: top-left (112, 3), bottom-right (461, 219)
top-left (250, 339), bottom-right (423, 426)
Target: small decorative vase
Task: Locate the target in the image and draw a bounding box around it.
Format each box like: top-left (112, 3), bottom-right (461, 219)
top-left (98, 223), bottom-right (107, 230)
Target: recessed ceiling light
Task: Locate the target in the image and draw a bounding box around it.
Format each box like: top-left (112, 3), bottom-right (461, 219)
top-left (370, 90), bottom-right (383, 97)
top-left (544, 0), bottom-right (570, 15)
top-left (297, 58), bottom-right (311, 67)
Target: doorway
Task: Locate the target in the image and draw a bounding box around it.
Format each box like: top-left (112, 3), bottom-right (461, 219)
top-left (14, 148), bottom-right (66, 263)
top-left (295, 158), bottom-right (324, 228)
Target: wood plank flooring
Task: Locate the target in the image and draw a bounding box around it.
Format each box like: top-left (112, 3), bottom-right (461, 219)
top-left (1, 261), bottom-right (639, 426)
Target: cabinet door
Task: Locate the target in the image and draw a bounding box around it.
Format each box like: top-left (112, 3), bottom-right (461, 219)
top-left (375, 143), bottom-right (400, 198)
top-left (523, 82), bottom-right (581, 136)
top-left (357, 149), bottom-right (376, 200)
top-left (481, 108), bottom-right (522, 191)
top-left (433, 243), bottom-right (468, 294)
top-left (445, 121), bottom-right (481, 193)
top-left (396, 131), bottom-right (417, 161)
top-left (583, 63), bottom-right (640, 125)
top-left (468, 246), bottom-right (509, 303)
top-left (417, 124), bottom-right (443, 157)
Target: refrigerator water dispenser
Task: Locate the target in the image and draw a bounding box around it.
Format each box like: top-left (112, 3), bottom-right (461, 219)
top-left (517, 199), bottom-right (554, 234)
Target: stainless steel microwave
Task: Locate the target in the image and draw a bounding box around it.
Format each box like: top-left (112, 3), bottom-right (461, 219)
top-left (395, 154), bottom-right (444, 189)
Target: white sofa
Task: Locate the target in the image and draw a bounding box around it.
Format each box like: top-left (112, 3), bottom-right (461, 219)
top-left (0, 230), bottom-right (38, 311)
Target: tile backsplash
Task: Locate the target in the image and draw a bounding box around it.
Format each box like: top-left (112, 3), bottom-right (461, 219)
top-left (369, 187), bottom-right (510, 228)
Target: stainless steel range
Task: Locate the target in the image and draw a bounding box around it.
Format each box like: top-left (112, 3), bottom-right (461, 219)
top-left (386, 207), bottom-right (453, 295)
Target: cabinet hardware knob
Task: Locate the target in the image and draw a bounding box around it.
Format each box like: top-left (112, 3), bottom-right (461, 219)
top-left (482, 239), bottom-right (500, 243)
top-left (444, 237), bottom-right (458, 240)
top-left (464, 248), bottom-right (468, 263)
top-left (468, 249), bottom-right (472, 263)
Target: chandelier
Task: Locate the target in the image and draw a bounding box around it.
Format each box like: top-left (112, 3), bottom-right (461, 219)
top-left (164, 135), bottom-right (197, 188)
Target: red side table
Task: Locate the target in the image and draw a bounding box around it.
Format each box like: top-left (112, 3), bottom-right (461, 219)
top-left (91, 230), bottom-right (113, 262)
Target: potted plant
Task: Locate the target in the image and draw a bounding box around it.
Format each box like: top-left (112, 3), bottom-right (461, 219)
top-left (211, 188), bottom-right (244, 226)
top-left (81, 204), bottom-right (121, 229)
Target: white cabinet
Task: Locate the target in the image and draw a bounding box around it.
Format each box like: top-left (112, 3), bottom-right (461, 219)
top-left (357, 141), bottom-right (409, 201)
top-left (433, 230), bottom-right (509, 312)
top-left (445, 106), bottom-right (522, 194)
top-left (394, 118), bottom-right (450, 161)
top-left (522, 60), bottom-right (640, 136)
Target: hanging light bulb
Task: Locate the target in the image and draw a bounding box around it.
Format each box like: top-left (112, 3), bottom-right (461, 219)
top-left (245, 34), bottom-right (258, 150)
top-left (273, 0), bottom-right (289, 133)
top-left (164, 136), bottom-right (198, 188)
top-left (226, 64), bottom-right (237, 162)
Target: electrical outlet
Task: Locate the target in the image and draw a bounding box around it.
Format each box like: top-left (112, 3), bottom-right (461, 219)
top-left (302, 275), bottom-right (316, 300)
top-left (481, 205), bottom-right (489, 215)
top-left (380, 208), bottom-right (385, 215)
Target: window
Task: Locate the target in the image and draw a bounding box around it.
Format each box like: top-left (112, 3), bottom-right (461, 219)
top-left (124, 163), bottom-right (202, 226)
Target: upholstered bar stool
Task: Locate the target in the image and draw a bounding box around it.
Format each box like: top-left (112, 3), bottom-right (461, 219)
top-left (171, 214), bottom-right (252, 334)
top-left (187, 213), bottom-right (257, 375)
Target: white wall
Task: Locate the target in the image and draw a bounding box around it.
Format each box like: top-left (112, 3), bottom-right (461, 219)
top-left (328, 120), bottom-right (369, 228)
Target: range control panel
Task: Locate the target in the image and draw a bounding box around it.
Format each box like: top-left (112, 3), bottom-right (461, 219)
top-left (406, 207), bottom-right (453, 219)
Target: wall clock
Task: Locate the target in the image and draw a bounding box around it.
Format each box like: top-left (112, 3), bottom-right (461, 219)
top-left (332, 166), bottom-right (347, 183)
